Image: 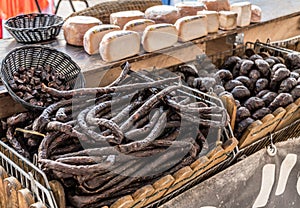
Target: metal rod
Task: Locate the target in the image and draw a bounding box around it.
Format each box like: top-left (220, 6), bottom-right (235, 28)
top-left (34, 0), bottom-right (42, 13)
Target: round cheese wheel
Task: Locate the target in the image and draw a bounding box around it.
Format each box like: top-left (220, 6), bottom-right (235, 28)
top-left (175, 1), bottom-right (207, 17)
top-left (110, 10), bottom-right (145, 29)
top-left (145, 5), bottom-right (179, 24)
top-left (63, 16), bottom-right (102, 46)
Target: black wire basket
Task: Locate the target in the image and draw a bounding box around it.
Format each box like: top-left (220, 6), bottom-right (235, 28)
top-left (0, 45), bottom-right (85, 111)
top-left (4, 13), bottom-right (63, 43)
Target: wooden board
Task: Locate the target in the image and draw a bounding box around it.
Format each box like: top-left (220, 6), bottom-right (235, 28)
top-left (0, 166), bottom-right (47, 208)
top-left (0, 88), bottom-right (26, 119)
top-left (18, 188), bottom-right (35, 208)
top-left (239, 107), bottom-right (287, 149)
top-left (243, 12), bottom-right (300, 43)
top-left (4, 176), bottom-right (22, 208)
top-left (220, 94), bottom-right (237, 130)
top-left (109, 137), bottom-right (238, 208)
top-left (274, 98), bottom-right (300, 132)
top-left (0, 166), bottom-right (8, 208)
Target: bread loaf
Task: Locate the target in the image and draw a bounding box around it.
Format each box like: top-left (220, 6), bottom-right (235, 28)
top-left (110, 10), bottom-right (145, 29)
top-left (201, 0), bottom-right (230, 11)
top-left (123, 19), bottom-right (155, 37)
top-left (175, 15), bottom-right (208, 42)
top-left (230, 2), bottom-right (251, 27)
top-left (100, 30), bottom-right (140, 62)
top-left (218, 11), bottom-right (237, 30)
top-left (83, 24), bottom-right (120, 55)
top-left (142, 24), bottom-right (178, 52)
top-left (145, 5), bottom-right (179, 24)
top-left (63, 16), bottom-right (102, 46)
top-left (251, 5), bottom-right (262, 23)
top-left (175, 1), bottom-right (207, 17)
top-left (197, 10), bottom-right (219, 33)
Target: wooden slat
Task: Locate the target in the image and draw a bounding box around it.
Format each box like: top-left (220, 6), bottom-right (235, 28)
top-left (243, 12), bottom-right (300, 43)
top-left (18, 188), bottom-right (35, 208)
top-left (0, 91), bottom-right (26, 119)
top-left (274, 98), bottom-right (300, 132)
top-left (0, 166), bottom-right (8, 208)
top-left (239, 107), bottom-right (287, 149)
top-left (4, 176), bottom-right (22, 208)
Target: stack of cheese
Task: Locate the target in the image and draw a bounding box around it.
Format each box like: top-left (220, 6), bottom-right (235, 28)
top-left (62, 2), bottom-right (262, 63)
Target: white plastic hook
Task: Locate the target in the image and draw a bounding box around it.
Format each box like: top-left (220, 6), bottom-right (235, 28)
top-left (267, 134), bottom-right (277, 157)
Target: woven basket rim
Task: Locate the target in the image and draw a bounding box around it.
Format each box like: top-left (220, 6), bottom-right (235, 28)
top-left (1, 44), bottom-right (80, 67)
top-left (4, 13), bottom-right (64, 31)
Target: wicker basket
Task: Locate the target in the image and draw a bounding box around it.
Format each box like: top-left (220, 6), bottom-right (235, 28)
top-left (67, 0), bottom-right (162, 23)
top-left (271, 35), bottom-right (300, 52)
top-left (4, 13), bottom-right (63, 43)
top-left (0, 45), bottom-right (85, 111)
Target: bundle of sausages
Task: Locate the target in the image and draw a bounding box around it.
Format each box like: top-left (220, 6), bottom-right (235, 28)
top-left (15, 63), bottom-right (226, 207)
top-left (174, 51), bottom-right (300, 139)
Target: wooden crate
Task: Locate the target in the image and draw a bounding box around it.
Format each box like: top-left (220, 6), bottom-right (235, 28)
top-left (109, 137), bottom-right (238, 208)
top-left (0, 165), bottom-right (47, 208)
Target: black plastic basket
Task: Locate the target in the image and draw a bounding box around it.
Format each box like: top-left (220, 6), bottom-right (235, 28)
top-left (0, 45), bottom-right (85, 111)
top-left (4, 13), bottom-right (63, 43)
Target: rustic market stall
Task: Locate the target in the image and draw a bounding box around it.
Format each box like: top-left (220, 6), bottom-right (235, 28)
top-left (0, 0), bottom-right (300, 207)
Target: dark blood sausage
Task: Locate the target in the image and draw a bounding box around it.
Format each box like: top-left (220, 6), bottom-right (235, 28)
top-left (235, 76), bottom-right (252, 89)
top-left (224, 80), bottom-right (243, 91)
top-left (213, 85), bottom-right (225, 95)
top-left (261, 92), bottom-right (278, 106)
top-left (235, 117), bottom-right (255, 138)
top-left (293, 69), bottom-right (300, 75)
top-left (285, 53), bottom-right (300, 71)
top-left (175, 72), bottom-right (186, 82)
top-left (222, 56), bottom-right (241, 71)
top-left (244, 97), bottom-right (265, 112)
top-left (271, 63), bottom-right (286, 72)
top-left (42, 77), bottom-right (179, 99)
top-left (231, 86), bottom-right (251, 100)
top-left (232, 61), bottom-right (241, 78)
top-left (107, 62), bottom-right (130, 87)
top-left (249, 54), bottom-right (263, 61)
top-left (257, 52), bottom-right (270, 59)
top-left (186, 76), bottom-right (195, 87)
top-left (177, 64), bottom-right (199, 78)
top-left (255, 59), bottom-right (270, 77)
top-left (268, 93), bottom-right (294, 112)
top-left (290, 72), bottom-right (299, 79)
top-left (255, 78), bottom-right (269, 93)
top-left (265, 58), bottom-right (276, 68)
top-left (236, 106), bottom-right (251, 123)
top-left (269, 79), bottom-right (279, 92)
top-left (271, 68), bottom-right (290, 82)
top-left (235, 100), bottom-right (241, 108)
top-left (214, 69), bottom-right (233, 83)
top-left (244, 48), bottom-right (256, 58)
top-left (192, 77), bottom-right (202, 89)
top-left (278, 77), bottom-right (297, 93)
top-left (256, 89), bottom-right (270, 98)
top-left (201, 77), bottom-right (217, 91)
top-left (248, 69), bottom-right (261, 80)
top-left (252, 107), bottom-right (272, 120)
top-left (268, 56), bottom-right (282, 64)
top-left (239, 60), bottom-right (254, 76)
top-left (291, 85), bottom-right (300, 100)
top-left (193, 77), bottom-right (216, 92)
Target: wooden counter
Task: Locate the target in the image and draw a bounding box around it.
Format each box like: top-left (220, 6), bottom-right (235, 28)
top-left (0, 11), bottom-right (300, 118)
